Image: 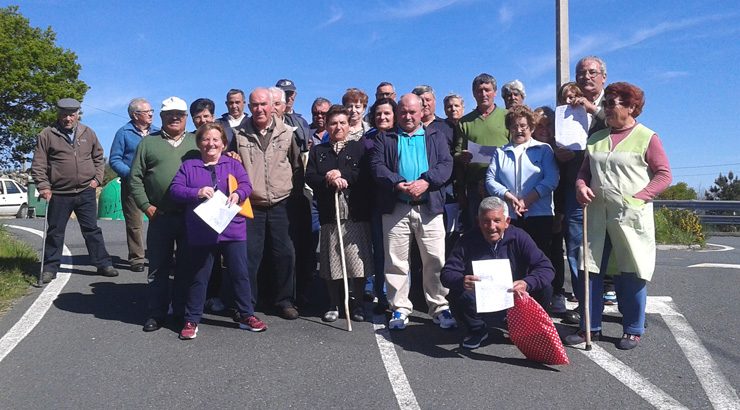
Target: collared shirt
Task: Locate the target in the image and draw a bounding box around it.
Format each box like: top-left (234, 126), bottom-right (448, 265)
top-left (397, 126), bottom-right (429, 202)
top-left (587, 90), bottom-right (605, 129)
top-left (228, 113), bottom-right (246, 128)
top-left (161, 129), bottom-right (186, 147)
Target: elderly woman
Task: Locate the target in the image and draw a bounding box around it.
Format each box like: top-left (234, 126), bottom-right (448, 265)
top-left (342, 88), bottom-right (371, 141)
top-left (565, 82), bottom-right (672, 350)
top-left (170, 123), bottom-right (266, 340)
top-left (485, 105), bottom-right (559, 256)
top-left (306, 105), bottom-right (374, 323)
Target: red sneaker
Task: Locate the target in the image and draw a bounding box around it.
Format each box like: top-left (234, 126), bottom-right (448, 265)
top-left (239, 315), bottom-right (267, 332)
top-left (179, 321), bottom-right (198, 340)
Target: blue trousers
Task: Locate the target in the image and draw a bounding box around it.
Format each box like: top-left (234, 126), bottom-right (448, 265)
top-left (184, 241), bottom-right (254, 323)
top-left (146, 212), bottom-right (188, 319)
top-left (43, 188), bottom-right (112, 273)
top-left (365, 210), bottom-right (387, 303)
top-left (578, 234), bottom-right (647, 335)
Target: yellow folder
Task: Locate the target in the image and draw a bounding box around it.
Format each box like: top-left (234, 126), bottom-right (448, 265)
top-left (228, 174), bottom-right (254, 219)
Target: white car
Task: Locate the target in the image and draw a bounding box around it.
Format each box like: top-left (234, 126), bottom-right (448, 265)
top-left (0, 178), bottom-right (28, 218)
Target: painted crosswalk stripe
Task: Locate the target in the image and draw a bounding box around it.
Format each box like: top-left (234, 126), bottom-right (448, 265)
top-left (373, 316), bottom-right (421, 410)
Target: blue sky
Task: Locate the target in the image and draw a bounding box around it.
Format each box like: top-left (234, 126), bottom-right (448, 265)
top-left (6, 0), bottom-right (739, 193)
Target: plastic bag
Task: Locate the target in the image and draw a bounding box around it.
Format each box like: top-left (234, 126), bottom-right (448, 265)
top-left (507, 291), bottom-right (569, 365)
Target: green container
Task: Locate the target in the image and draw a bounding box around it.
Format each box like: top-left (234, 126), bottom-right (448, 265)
top-left (98, 177), bottom-right (124, 220)
top-left (26, 181), bottom-right (47, 217)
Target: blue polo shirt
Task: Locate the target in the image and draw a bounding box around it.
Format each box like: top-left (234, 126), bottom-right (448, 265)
top-left (397, 126), bottom-right (428, 202)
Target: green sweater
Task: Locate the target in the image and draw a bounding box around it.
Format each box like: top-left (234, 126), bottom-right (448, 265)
top-left (129, 132), bottom-right (199, 213)
top-left (454, 106), bottom-right (509, 184)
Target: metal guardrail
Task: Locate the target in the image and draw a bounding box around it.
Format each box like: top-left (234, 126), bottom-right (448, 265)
top-left (653, 200), bottom-right (740, 225)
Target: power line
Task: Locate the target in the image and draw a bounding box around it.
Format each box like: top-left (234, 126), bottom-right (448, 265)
top-left (82, 104), bottom-right (128, 120)
top-left (672, 162), bottom-right (739, 170)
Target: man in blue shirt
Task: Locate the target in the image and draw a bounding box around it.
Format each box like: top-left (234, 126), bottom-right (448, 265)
top-left (109, 98), bottom-right (159, 272)
top-left (371, 94), bottom-right (456, 331)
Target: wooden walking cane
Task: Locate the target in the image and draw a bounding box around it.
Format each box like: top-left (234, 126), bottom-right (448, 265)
top-left (582, 204), bottom-right (592, 351)
top-left (335, 190), bottom-right (352, 331)
top-left (36, 199), bottom-right (49, 287)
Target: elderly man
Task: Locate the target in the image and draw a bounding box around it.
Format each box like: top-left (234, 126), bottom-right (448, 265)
top-left (441, 197), bottom-right (554, 349)
top-left (31, 98), bottom-right (119, 283)
top-left (233, 88), bottom-right (304, 320)
top-left (189, 98), bottom-right (215, 130)
top-left (454, 73), bottom-right (509, 230)
top-left (276, 79), bottom-right (312, 153)
top-left (561, 56), bottom-right (609, 322)
top-left (501, 79), bottom-right (526, 109)
top-left (375, 82), bottom-right (396, 101)
top-left (215, 89), bottom-right (249, 146)
top-left (443, 93), bottom-right (465, 128)
top-left (371, 93), bottom-right (455, 330)
top-left (309, 97), bottom-right (331, 149)
top-left (129, 96), bottom-right (199, 332)
top-left (412, 85), bottom-right (453, 150)
top-left (110, 97), bottom-right (159, 272)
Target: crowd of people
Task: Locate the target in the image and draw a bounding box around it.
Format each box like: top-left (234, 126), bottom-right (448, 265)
top-left (31, 55), bottom-right (671, 350)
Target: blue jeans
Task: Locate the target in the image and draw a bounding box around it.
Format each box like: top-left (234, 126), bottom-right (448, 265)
top-left (247, 200), bottom-right (295, 308)
top-left (578, 234), bottom-right (647, 335)
top-left (184, 240), bottom-right (254, 323)
top-left (564, 191), bottom-right (583, 301)
top-left (365, 210), bottom-right (387, 303)
top-left (43, 188), bottom-right (112, 273)
top-left (146, 212), bottom-right (188, 319)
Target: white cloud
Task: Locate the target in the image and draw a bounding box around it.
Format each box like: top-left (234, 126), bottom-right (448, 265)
top-left (317, 5), bottom-right (344, 29)
top-left (375, 0), bottom-right (470, 20)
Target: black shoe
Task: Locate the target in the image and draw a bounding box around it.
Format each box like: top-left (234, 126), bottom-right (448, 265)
top-left (98, 266), bottom-right (119, 277)
top-left (143, 317), bottom-right (163, 332)
top-left (351, 305), bottom-right (365, 322)
top-left (280, 306), bottom-right (299, 320)
top-left (130, 263), bottom-right (145, 272)
top-left (563, 308), bottom-right (581, 324)
top-left (462, 330), bottom-right (489, 349)
top-left (563, 330), bottom-right (601, 345)
top-left (373, 302), bottom-right (389, 315)
top-left (41, 271), bottom-right (57, 284)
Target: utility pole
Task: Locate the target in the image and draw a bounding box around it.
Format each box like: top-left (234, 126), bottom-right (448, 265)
top-left (556, 0), bottom-right (570, 98)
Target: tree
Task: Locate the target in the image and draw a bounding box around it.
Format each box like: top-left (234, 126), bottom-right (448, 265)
top-left (705, 171), bottom-right (740, 201)
top-left (0, 6), bottom-right (89, 168)
top-left (657, 182), bottom-right (698, 200)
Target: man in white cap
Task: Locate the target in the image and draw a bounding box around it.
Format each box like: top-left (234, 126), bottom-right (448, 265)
top-left (31, 98), bottom-right (119, 283)
top-left (129, 96), bottom-right (199, 332)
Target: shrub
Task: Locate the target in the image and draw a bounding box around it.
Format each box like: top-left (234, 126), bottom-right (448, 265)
top-left (655, 207), bottom-right (705, 246)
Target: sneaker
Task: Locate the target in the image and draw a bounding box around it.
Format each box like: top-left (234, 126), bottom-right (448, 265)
top-left (603, 290), bottom-right (617, 305)
top-left (205, 297), bottom-right (226, 312)
top-left (432, 309), bottom-right (458, 329)
top-left (388, 311), bottom-right (409, 330)
top-left (617, 333), bottom-right (641, 350)
top-left (567, 293), bottom-right (578, 303)
top-left (550, 293), bottom-right (567, 314)
top-left (179, 321), bottom-right (198, 340)
top-left (323, 309), bottom-right (339, 322)
top-left (239, 315), bottom-right (267, 332)
top-left (462, 330), bottom-right (489, 349)
top-left (563, 329), bottom-right (601, 346)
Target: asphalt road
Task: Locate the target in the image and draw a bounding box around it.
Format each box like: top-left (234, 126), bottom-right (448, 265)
top-left (0, 219), bottom-right (738, 409)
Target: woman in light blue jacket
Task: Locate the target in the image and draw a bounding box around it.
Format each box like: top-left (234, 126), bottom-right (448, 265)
top-left (485, 105), bottom-right (559, 254)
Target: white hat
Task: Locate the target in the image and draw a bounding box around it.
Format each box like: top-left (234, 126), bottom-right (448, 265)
top-left (161, 96), bottom-right (187, 112)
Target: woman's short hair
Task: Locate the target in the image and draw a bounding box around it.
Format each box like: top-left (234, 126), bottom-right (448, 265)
top-left (195, 122), bottom-right (228, 147)
top-left (504, 105), bottom-right (537, 130)
top-left (325, 104), bottom-right (350, 123)
top-left (342, 88), bottom-right (369, 108)
top-left (479, 196), bottom-right (509, 218)
top-left (502, 80), bottom-right (526, 98)
top-left (368, 98), bottom-right (397, 128)
top-left (605, 82), bottom-right (645, 118)
top-left (443, 93), bottom-right (464, 107)
top-left (557, 82), bottom-right (582, 105)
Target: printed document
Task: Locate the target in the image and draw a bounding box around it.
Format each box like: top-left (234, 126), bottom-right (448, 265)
top-left (472, 259), bottom-right (514, 313)
top-left (554, 104), bottom-right (588, 150)
top-left (193, 190), bottom-right (240, 234)
top-left (467, 141), bottom-right (498, 165)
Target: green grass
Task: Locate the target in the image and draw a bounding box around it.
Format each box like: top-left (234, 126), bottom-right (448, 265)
top-left (0, 226), bottom-right (37, 314)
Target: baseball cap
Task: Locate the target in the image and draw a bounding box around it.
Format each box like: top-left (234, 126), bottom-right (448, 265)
top-left (161, 96), bottom-right (187, 112)
top-left (275, 79), bottom-right (296, 92)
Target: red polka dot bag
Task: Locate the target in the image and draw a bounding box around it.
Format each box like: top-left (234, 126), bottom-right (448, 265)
top-left (506, 291), bottom-right (569, 365)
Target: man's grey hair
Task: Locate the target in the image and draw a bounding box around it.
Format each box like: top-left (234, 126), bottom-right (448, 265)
top-left (226, 88), bottom-right (245, 100)
top-left (443, 93), bottom-right (464, 106)
top-left (479, 196), bottom-right (509, 218)
top-left (412, 85), bottom-right (435, 98)
top-left (127, 97), bottom-right (149, 119)
top-left (312, 97), bottom-right (331, 110)
top-left (576, 56), bottom-right (607, 77)
top-left (472, 73), bottom-right (497, 91)
top-left (502, 80), bottom-right (526, 98)
top-left (268, 86), bottom-right (286, 103)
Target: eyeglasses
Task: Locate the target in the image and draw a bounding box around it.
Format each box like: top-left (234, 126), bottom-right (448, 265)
top-left (603, 99), bottom-right (623, 108)
top-left (162, 111), bottom-right (187, 118)
top-left (135, 109), bottom-right (154, 115)
top-left (510, 123), bottom-right (530, 131)
top-left (576, 69), bottom-right (603, 78)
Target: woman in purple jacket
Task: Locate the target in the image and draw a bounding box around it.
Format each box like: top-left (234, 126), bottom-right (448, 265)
top-left (170, 123), bottom-right (266, 340)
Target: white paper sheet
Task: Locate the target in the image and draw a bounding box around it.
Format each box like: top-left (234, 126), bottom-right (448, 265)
top-left (467, 141), bottom-right (498, 164)
top-left (193, 190), bottom-right (241, 234)
top-left (472, 259), bottom-right (514, 313)
top-left (554, 104), bottom-right (588, 150)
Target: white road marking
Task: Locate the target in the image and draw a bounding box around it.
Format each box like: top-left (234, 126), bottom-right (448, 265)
top-left (686, 263), bottom-right (740, 270)
top-left (0, 225), bottom-right (72, 364)
top-left (698, 243), bottom-right (734, 252)
top-left (579, 344), bottom-right (688, 409)
top-left (372, 315), bottom-right (421, 410)
top-left (649, 297), bottom-right (740, 410)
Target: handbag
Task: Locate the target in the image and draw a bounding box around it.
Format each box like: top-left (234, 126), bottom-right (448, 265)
top-left (506, 291), bottom-right (569, 365)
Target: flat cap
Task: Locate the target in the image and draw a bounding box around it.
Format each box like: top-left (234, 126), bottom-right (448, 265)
top-left (56, 98), bottom-right (81, 110)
